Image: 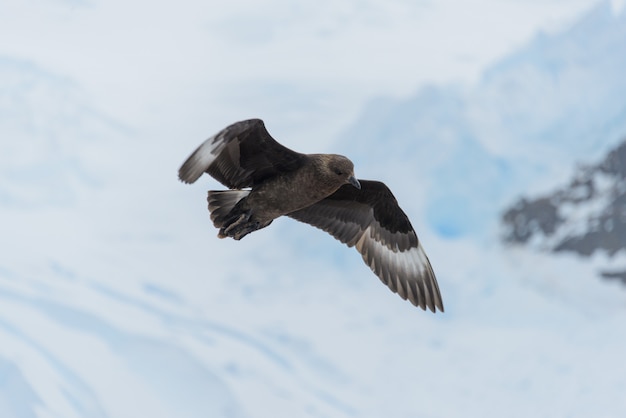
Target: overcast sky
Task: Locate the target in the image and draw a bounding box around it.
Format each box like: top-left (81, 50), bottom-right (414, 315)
top-left (0, 0), bottom-right (614, 147)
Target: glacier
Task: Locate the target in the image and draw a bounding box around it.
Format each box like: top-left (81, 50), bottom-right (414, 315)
top-left (339, 1), bottom-right (626, 240)
top-left (2, 1), bottom-right (626, 417)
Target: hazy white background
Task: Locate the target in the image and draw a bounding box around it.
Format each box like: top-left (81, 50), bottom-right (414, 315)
top-left (0, 0), bottom-right (611, 145)
top-left (2, 1), bottom-right (626, 417)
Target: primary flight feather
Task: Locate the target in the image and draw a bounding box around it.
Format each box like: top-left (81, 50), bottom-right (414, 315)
top-left (178, 119), bottom-right (444, 312)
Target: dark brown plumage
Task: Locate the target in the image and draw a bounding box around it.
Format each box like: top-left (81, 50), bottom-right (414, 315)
top-left (178, 119), bottom-right (444, 312)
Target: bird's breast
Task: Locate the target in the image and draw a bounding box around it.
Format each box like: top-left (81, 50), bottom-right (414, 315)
top-left (247, 172), bottom-right (335, 220)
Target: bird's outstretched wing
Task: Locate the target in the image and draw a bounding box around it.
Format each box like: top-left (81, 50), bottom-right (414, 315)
top-left (288, 180), bottom-right (444, 312)
top-left (178, 119), bottom-right (307, 188)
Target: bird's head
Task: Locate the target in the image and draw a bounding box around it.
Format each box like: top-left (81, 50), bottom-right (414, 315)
top-left (322, 154), bottom-right (361, 190)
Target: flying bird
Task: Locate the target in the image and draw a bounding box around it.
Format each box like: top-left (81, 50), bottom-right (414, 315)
top-left (178, 119), bottom-right (444, 312)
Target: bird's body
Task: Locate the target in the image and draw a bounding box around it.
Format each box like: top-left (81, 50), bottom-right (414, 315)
top-left (241, 154), bottom-right (355, 220)
top-left (179, 119), bottom-right (444, 312)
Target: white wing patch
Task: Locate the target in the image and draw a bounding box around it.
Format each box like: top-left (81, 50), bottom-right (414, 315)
top-left (178, 132), bottom-right (228, 184)
top-left (356, 224), bottom-right (442, 311)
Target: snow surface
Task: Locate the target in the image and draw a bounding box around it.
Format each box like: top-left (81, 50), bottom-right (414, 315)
top-left (2, 1), bottom-right (626, 417)
top-left (340, 0), bottom-right (626, 240)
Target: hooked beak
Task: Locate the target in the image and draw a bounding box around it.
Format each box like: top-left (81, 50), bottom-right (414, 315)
top-left (348, 175), bottom-right (361, 190)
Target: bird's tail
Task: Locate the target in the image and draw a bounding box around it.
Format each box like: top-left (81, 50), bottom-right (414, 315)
top-left (207, 190), bottom-right (251, 229)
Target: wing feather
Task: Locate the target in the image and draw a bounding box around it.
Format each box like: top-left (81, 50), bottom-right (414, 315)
top-left (288, 180), bottom-right (443, 312)
top-left (178, 119), bottom-right (307, 188)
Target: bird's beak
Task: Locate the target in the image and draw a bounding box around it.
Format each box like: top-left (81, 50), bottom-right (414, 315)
top-left (348, 175), bottom-right (361, 190)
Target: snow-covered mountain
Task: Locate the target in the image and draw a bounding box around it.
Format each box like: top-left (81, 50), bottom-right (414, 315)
top-left (3, 1), bottom-right (626, 418)
top-left (339, 1), bottom-right (626, 239)
top-left (502, 136), bottom-right (626, 280)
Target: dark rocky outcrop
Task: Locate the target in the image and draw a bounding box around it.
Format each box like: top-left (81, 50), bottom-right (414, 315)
top-left (502, 139), bottom-right (626, 257)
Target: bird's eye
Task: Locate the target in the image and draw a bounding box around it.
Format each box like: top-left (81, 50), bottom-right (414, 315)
top-left (334, 168), bottom-right (343, 176)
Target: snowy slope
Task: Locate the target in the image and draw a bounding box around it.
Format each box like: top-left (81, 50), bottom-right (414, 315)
top-left (339, 1), bottom-right (626, 239)
top-left (3, 2), bottom-right (626, 418)
top-left (502, 138), bottom-right (626, 255)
